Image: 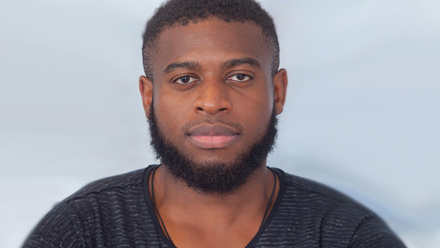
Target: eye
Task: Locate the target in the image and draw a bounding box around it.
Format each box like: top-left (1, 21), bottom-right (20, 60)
top-left (174, 75), bottom-right (197, 84)
top-left (229, 73), bottom-right (252, 82)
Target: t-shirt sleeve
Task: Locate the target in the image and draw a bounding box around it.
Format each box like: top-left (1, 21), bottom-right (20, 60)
top-left (22, 202), bottom-right (86, 248)
top-left (348, 215), bottom-right (406, 248)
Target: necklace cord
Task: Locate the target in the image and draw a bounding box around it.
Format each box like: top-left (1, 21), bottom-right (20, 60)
top-left (151, 167), bottom-right (174, 243)
top-left (261, 168), bottom-right (277, 227)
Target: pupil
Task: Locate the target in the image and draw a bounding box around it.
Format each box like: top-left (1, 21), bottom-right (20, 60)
top-left (181, 76), bottom-right (190, 83)
top-left (236, 74), bottom-right (245, 80)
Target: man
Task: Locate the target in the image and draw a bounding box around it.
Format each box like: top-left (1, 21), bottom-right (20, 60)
top-left (23, 0), bottom-right (405, 247)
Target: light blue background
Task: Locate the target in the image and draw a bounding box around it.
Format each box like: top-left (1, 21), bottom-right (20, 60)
top-left (1, 0), bottom-right (439, 247)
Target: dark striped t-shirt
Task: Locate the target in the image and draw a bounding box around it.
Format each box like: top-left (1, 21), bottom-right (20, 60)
top-left (23, 165), bottom-right (405, 247)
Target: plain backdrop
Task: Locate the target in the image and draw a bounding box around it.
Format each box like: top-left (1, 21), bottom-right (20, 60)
top-left (1, 0), bottom-right (439, 247)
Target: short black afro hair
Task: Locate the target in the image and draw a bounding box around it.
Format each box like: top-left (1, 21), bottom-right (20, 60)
top-left (142, 0), bottom-right (280, 81)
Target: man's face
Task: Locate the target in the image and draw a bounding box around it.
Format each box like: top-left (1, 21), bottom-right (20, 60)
top-left (140, 18), bottom-right (287, 193)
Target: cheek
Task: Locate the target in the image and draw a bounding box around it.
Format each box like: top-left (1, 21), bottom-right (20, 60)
top-left (255, 85), bottom-right (275, 127)
top-left (249, 84), bottom-right (274, 114)
top-left (154, 93), bottom-right (190, 135)
top-left (236, 88), bottom-right (274, 135)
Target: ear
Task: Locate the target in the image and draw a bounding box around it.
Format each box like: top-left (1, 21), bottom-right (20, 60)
top-left (273, 68), bottom-right (288, 115)
top-left (139, 75), bottom-right (153, 118)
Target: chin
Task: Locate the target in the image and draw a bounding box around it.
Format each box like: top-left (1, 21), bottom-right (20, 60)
top-left (190, 156), bottom-right (239, 168)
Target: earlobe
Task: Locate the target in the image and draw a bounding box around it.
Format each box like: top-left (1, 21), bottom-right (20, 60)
top-left (139, 75), bottom-right (153, 118)
top-left (273, 68), bottom-right (288, 115)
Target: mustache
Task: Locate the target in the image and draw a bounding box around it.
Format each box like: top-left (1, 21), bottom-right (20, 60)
top-left (181, 117), bottom-right (244, 134)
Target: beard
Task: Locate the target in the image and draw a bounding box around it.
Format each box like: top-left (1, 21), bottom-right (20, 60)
top-left (148, 102), bottom-right (278, 195)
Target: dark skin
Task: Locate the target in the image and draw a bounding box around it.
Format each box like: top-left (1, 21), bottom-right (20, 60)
top-left (139, 18), bottom-right (288, 248)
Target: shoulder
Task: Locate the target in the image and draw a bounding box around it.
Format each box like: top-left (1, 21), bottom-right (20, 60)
top-left (280, 170), bottom-right (373, 214)
top-left (64, 167), bottom-right (148, 203)
top-left (22, 166), bottom-right (159, 248)
top-left (266, 168), bottom-right (405, 247)
top-left (59, 167), bottom-right (153, 231)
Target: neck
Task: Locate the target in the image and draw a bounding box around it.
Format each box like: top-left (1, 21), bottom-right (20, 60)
top-left (149, 163), bottom-right (279, 247)
top-left (150, 166), bottom-right (274, 223)
top-left (154, 164), bottom-right (274, 215)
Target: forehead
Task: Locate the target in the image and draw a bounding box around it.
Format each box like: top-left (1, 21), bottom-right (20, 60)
top-left (151, 18), bottom-right (272, 75)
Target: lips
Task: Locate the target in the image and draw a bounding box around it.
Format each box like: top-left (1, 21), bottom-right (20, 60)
top-left (187, 124), bottom-right (240, 149)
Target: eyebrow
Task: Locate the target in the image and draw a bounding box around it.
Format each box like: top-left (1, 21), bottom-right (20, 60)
top-left (163, 57), bottom-right (261, 74)
top-left (222, 58), bottom-right (261, 70)
top-left (163, 61), bottom-right (201, 74)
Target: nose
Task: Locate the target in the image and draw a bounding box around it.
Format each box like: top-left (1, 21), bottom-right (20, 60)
top-left (193, 78), bottom-right (232, 115)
